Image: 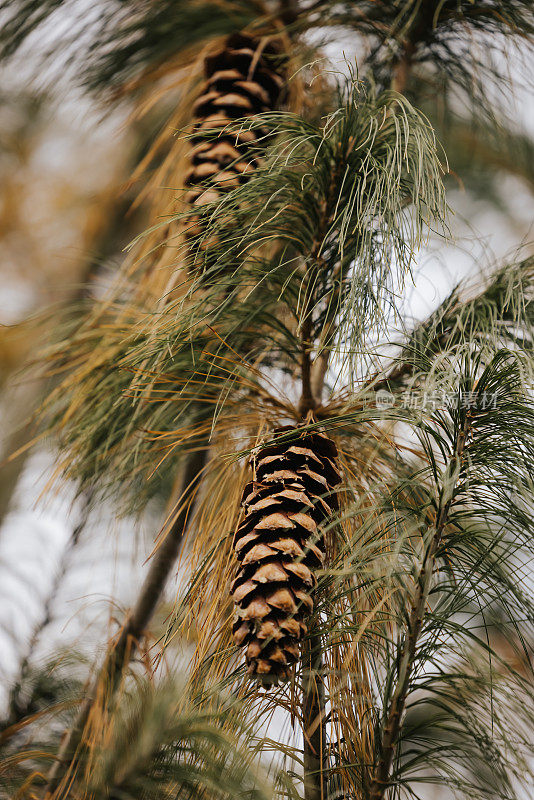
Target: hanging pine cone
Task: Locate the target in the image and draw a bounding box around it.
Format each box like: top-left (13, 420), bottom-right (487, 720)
top-left (231, 427), bottom-right (342, 683)
top-left (186, 33), bottom-right (285, 244)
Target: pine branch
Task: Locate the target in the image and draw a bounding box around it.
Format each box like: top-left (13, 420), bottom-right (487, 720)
top-left (388, 1), bottom-right (437, 93)
top-left (2, 492), bottom-right (92, 731)
top-left (279, 0), bottom-right (299, 26)
top-left (295, 170), bottom-right (345, 798)
top-left (176, 83), bottom-right (445, 798)
top-left (297, 231), bottom-right (338, 796)
top-left (302, 618), bottom-right (327, 800)
top-left (390, 49), bottom-right (414, 94)
top-left (314, 0), bottom-right (534, 115)
top-left (43, 447), bottom-right (207, 799)
top-left (370, 254), bottom-right (534, 397)
top-left (80, 675), bottom-right (273, 800)
top-left (297, 230), bottom-right (333, 795)
top-left (368, 406), bottom-right (472, 798)
top-left (301, 178), bottom-right (343, 412)
top-left (369, 347), bottom-right (533, 800)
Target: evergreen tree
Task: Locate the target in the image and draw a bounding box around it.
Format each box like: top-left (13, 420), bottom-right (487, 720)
top-left (1, 1), bottom-right (533, 799)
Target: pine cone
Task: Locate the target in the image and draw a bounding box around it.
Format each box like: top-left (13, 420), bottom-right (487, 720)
top-left (231, 427), bottom-right (341, 683)
top-left (186, 33), bottom-right (285, 239)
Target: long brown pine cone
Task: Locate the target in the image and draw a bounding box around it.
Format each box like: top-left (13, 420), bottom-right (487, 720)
top-left (186, 33), bottom-right (285, 248)
top-left (231, 427), bottom-right (342, 683)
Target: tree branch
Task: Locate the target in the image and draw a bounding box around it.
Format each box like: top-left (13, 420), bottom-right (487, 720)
top-left (43, 447), bottom-right (207, 799)
top-left (368, 414), bottom-right (470, 800)
top-left (279, 0), bottom-right (299, 26)
top-left (299, 312), bottom-right (316, 416)
top-left (391, 41), bottom-right (415, 94)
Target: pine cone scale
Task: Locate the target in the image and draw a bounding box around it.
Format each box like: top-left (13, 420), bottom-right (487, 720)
top-left (186, 32), bottom-right (285, 261)
top-left (231, 428), bottom-right (341, 683)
